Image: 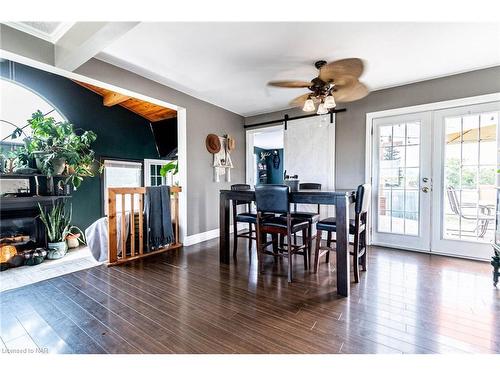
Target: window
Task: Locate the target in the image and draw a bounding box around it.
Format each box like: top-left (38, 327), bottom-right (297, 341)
top-left (0, 79), bottom-right (65, 146)
top-left (103, 159), bottom-right (143, 214)
top-left (144, 159), bottom-right (178, 187)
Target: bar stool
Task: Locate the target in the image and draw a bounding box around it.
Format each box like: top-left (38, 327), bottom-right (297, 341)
top-left (280, 182), bottom-right (321, 268)
top-left (231, 184), bottom-right (272, 259)
top-left (255, 185), bottom-right (310, 282)
top-left (313, 184), bottom-right (371, 283)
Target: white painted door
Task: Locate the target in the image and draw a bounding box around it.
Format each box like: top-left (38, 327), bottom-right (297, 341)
top-left (284, 116), bottom-right (335, 218)
top-left (372, 112), bottom-right (433, 251)
top-left (432, 102), bottom-right (500, 260)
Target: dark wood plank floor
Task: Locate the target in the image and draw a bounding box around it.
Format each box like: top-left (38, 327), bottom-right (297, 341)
top-left (1, 237), bottom-right (499, 354)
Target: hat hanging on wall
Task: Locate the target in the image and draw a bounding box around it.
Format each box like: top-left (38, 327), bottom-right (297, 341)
top-left (206, 134), bottom-right (221, 154)
top-left (227, 136), bottom-right (236, 152)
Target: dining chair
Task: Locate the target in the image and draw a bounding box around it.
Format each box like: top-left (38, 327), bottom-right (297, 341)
top-left (280, 182), bottom-right (321, 266)
top-left (231, 184), bottom-right (255, 259)
top-left (255, 185), bottom-right (310, 282)
top-left (446, 186), bottom-right (494, 238)
top-left (313, 183), bottom-right (371, 283)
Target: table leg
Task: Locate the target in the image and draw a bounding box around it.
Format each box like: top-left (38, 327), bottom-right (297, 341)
top-left (219, 193), bottom-right (230, 264)
top-left (335, 195), bottom-right (350, 297)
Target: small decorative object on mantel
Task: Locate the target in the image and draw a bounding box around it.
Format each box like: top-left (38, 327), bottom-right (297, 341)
top-left (206, 134), bottom-right (234, 182)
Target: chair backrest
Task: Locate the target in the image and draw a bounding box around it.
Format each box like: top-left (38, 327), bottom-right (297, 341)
top-left (296, 183), bottom-right (322, 213)
top-left (446, 186), bottom-right (460, 215)
top-left (355, 183), bottom-right (371, 215)
top-left (299, 183), bottom-right (322, 190)
top-left (231, 184), bottom-right (251, 206)
top-left (255, 184), bottom-right (290, 214)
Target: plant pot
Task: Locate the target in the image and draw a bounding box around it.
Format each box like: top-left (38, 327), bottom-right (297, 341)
top-left (34, 152), bottom-right (66, 175)
top-left (66, 233), bottom-right (80, 249)
top-left (46, 241), bottom-right (68, 260)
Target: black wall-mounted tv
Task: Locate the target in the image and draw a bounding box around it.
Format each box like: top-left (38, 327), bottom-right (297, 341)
top-left (149, 117), bottom-right (178, 159)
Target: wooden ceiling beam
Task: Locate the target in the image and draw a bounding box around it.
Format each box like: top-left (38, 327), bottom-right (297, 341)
top-left (103, 92), bottom-right (131, 107)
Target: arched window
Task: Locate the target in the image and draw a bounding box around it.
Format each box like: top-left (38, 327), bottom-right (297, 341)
top-left (0, 79), bottom-right (66, 147)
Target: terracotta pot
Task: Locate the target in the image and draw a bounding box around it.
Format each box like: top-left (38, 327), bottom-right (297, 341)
top-left (66, 233), bottom-right (80, 249)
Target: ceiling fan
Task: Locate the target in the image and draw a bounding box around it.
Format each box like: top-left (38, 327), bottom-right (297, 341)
top-left (268, 58), bottom-right (369, 114)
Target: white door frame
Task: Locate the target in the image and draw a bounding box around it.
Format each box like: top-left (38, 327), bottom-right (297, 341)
top-left (245, 124), bottom-right (284, 186)
top-left (365, 92), bottom-right (500, 259)
top-left (0, 50), bottom-right (189, 243)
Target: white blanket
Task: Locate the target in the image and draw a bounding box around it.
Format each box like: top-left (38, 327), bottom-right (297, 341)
top-left (85, 213), bottom-right (130, 262)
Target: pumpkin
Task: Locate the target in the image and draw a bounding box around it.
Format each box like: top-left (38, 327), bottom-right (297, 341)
top-left (0, 245), bottom-right (17, 263)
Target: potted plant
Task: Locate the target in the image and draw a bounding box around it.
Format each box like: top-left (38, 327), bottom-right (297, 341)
top-left (159, 160), bottom-right (179, 185)
top-left (37, 201), bottom-right (85, 259)
top-left (8, 110), bottom-right (101, 190)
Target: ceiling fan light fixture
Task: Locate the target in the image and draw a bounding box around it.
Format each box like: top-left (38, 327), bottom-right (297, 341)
top-left (302, 98), bottom-right (315, 112)
top-left (324, 95), bottom-right (336, 109)
top-left (316, 102), bottom-right (328, 115)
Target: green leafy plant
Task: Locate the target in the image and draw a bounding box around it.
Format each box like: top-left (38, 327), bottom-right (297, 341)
top-left (8, 110), bottom-right (101, 189)
top-left (159, 160), bottom-right (178, 178)
top-left (38, 201), bottom-right (85, 244)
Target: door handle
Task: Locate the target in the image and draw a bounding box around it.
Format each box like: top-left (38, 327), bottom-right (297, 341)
top-left (422, 177), bottom-right (429, 183)
top-left (422, 187), bottom-right (430, 193)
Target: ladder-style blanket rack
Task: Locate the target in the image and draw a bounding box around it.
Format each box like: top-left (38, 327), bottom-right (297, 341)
top-left (107, 186), bottom-right (182, 266)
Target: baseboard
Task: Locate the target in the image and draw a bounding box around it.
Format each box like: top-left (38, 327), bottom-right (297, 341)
top-left (184, 223), bottom-right (246, 247)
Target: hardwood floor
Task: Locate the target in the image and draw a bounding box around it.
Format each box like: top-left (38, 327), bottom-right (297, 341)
top-left (1, 237), bottom-right (499, 354)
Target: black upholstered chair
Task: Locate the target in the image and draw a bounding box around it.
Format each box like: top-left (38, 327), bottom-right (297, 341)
top-left (287, 182), bottom-right (321, 260)
top-left (313, 184), bottom-right (371, 283)
top-left (255, 185), bottom-right (310, 282)
top-left (231, 184), bottom-right (272, 259)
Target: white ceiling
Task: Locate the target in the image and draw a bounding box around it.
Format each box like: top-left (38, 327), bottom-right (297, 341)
top-left (98, 22), bottom-right (500, 116)
top-left (6, 22), bottom-right (500, 117)
top-left (6, 22), bottom-right (74, 42)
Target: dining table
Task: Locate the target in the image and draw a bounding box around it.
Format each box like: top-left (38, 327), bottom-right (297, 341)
top-left (219, 188), bottom-right (356, 297)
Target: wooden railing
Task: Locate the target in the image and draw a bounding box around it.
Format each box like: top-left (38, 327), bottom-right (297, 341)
top-left (107, 186), bottom-right (182, 266)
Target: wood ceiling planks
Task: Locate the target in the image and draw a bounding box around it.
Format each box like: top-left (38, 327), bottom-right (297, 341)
top-left (74, 80), bottom-right (177, 122)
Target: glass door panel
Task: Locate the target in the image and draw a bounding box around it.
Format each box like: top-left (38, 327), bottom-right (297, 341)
top-left (372, 112), bottom-right (432, 251)
top-left (433, 102), bottom-right (500, 259)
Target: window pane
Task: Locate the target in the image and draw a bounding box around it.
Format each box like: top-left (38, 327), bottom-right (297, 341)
top-left (392, 190), bottom-right (405, 211)
top-left (405, 212), bottom-right (419, 236)
top-left (406, 122), bottom-right (420, 145)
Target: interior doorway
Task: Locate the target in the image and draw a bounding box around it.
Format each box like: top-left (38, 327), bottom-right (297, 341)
top-left (245, 125), bottom-right (285, 186)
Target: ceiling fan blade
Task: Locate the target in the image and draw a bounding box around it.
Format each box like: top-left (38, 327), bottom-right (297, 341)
top-left (333, 81), bottom-right (369, 103)
top-left (268, 80), bottom-right (312, 88)
top-left (319, 58), bottom-right (364, 82)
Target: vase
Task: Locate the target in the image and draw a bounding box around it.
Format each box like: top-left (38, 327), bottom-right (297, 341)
top-left (34, 152), bottom-right (66, 175)
top-left (66, 234), bottom-right (80, 249)
top-left (47, 241), bottom-right (68, 259)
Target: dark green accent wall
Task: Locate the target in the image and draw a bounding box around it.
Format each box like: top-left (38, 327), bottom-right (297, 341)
top-left (253, 147), bottom-right (284, 184)
top-left (1, 61), bottom-right (162, 229)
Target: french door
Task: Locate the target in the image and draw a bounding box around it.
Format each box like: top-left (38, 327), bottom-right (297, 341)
top-left (372, 112), bottom-right (432, 251)
top-left (431, 102), bottom-right (500, 259)
top-left (371, 101), bottom-right (500, 260)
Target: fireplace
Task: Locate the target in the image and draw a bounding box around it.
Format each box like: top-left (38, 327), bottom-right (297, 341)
top-left (0, 207), bottom-right (46, 251)
top-left (0, 196), bottom-right (69, 262)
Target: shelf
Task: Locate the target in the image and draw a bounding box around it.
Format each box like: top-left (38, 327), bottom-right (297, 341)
top-left (0, 195), bottom-right (72, 211)
top-left (0, 173), bottom-right (67, 178)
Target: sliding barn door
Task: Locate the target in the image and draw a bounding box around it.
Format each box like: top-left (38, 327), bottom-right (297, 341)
top-left (284, 116), bottom-right (335, 217)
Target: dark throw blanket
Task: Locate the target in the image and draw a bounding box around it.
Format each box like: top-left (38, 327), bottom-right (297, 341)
top-left (144, 185), bottom-right (174, 250)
